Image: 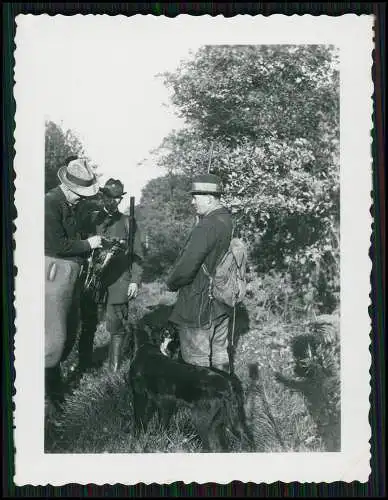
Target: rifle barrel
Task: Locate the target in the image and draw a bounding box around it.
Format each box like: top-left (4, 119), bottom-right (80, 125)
top-left (207, 141), bottom-right (214, 173)
top-left (130, 196), bottom-right (135, 215)
top-left (128, 196), bottom-right (135, 265)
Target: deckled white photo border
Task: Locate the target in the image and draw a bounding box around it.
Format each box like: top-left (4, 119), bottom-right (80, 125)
top-left (13, 14), bottom-right (374, 485)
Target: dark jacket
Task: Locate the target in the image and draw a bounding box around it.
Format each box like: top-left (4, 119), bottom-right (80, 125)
top-left (83, 209), bottom-right (144, 305)
top-left (167, 206), bottom-right (233, 327)
top-left (45, 186), bottom-right (91, 263)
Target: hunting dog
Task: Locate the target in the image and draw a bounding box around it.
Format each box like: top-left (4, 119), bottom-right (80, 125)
top-left (274, 323), bottom-right (341, 452)
top-left (126, 323), bottom-right (254, 452)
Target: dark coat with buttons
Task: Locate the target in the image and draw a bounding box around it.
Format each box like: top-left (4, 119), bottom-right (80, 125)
top-left (166, 206), bottom-right (233, 327)
top-left (45, 186), bottom-right (91, 263)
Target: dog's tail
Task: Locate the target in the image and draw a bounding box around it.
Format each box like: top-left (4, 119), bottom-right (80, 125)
top-left (246, 363), bottom-right (286, 452)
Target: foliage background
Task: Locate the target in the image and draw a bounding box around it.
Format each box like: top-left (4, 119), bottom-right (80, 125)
top-left (135, 173), bottom-right (195, 282)
top-left (138, 44), bottom-right (340, 317)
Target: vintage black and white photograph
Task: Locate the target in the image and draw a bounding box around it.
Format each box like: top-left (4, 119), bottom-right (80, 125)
top-left (13, 14), bottom-right (373, 485)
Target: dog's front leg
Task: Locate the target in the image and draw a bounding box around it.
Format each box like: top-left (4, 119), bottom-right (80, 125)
top-left (157, 400), bottom-right (176, 429)
top-left (193, 402), bottom-right (227, 453)
top-left (191, 406), bottom-right (212, 452)
top-left (132, 389), bottom-right (155, 435)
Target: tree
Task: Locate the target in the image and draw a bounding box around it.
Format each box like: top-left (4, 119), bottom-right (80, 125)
top-left (45, 121), bottom-right (86, 192)
top-left (154, 45), bottom-right (340, 313)
top-left (136, 173), bottom-right (194, 281)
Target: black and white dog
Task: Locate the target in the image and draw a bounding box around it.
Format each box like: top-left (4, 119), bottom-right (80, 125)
top-left (159, 326), bottom-right (181, 360)
top-left (127, 324), bottom-right (253, 452)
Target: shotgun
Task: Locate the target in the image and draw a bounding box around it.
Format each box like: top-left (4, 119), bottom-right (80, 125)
top-left (127, 196), bottom-right (135, 268)
top-left (207, 141), bottom-right (214, 174)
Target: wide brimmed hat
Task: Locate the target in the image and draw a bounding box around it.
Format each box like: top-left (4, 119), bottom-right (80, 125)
top-left (191, 173), bottom-right (223, 195)
top-left (57, 159), bottom-right (99, 197)
top-left (100, 178), bottom-right (127, 198)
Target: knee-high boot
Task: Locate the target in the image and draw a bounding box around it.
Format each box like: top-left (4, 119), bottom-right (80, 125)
top-left (108, 333), bottom-right (125, 372)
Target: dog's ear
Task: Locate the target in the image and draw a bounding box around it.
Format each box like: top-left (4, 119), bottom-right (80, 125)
top-left (161, 325), bottom-right (176, 342)
top-left (160, 327), bottom-right (168, 339)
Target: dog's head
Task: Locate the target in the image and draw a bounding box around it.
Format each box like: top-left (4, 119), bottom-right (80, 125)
top-left (134, 319), bottom-right (181, 359)
top-left (159, 325), bottom-right (180, 359)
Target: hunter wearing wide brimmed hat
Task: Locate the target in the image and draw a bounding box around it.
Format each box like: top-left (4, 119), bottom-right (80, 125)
top-left (166, 173), bottom-right (234, 373)
top-left (45, 158), bottom-right (103, 411)
top-left (72, 177), bottom-right (144, 380)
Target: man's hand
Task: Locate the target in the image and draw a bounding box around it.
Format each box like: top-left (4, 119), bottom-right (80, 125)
top-left (127, 283), bottom-right (139, 300)
top-left (87, 235), bottom-right (102, 249)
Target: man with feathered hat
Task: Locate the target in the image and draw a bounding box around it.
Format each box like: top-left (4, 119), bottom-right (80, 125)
top-left (45, 158), bottom-right (102, 411)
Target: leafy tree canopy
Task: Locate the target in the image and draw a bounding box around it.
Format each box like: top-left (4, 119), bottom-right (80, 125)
top-left (45, 120), bottom-right (101, 192)
top-left (136, 173), bottom-right (194, 282)
top-left (151, 44), bottom-right (340, 313)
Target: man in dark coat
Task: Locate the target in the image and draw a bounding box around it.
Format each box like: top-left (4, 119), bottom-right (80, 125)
top-left (166, 173), bottom-right (233, 372)
top-left (45, 158), bottom-right (102, 410)
top-left (73, 178), bottom-right (144, 376)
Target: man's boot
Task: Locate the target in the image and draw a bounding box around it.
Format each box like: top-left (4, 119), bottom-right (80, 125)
top-left (109, 334), bottom-right (124, 373)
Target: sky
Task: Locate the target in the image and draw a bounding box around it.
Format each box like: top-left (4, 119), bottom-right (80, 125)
top-left (33, 17), bottom-right (204, 209)
top-left (18, 15), bottom-right (345, 214)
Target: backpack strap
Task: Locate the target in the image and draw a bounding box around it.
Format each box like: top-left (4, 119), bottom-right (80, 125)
top-left (201, 261), bottom-right (215, 302)
top-left (201, 217), bottom-right (234, 304)
top-left (201, 261), bottom-right (212, 279)
top-left (202, 215), bottom-right (234, 279)
top-left (215, 214), bottom-right (235, 241)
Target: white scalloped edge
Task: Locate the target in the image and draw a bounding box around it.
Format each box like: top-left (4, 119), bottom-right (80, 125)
top-left (13, 13), bottom-right (374, 486)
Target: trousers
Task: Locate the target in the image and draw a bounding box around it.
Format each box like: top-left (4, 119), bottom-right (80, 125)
top-left (78, 290), bottom-right (129, 365)
top-left (80, 294), bottom-right (128, 335)
top-left (178, 313), bottom-right (230, 369)
top-left (45, 256), bottom-right (81, 368)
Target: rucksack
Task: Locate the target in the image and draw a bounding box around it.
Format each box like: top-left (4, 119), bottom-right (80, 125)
top-left (202, 228), bottom-right (248, 308)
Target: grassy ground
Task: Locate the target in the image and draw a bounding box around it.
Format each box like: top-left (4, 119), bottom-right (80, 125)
top-left (45, 280), bottom-right (337, 453)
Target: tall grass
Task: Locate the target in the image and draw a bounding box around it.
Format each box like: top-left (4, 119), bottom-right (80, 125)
top-left (45, 280), bottom-right (338, 453)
